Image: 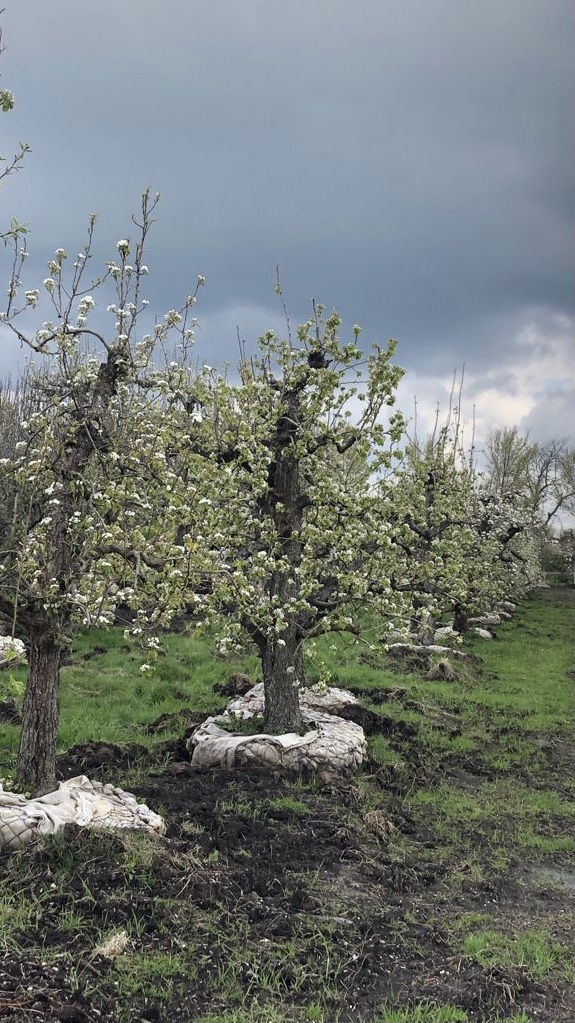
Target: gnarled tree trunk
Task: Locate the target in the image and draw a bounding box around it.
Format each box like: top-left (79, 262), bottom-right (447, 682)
top-left (16, 624), bottom-right (62, 795)
top-left (260, 627), bottom-right (303, 733)
top-left (453, 603), bottom-right (469, 635)
top-left (256, 382), bottom-right (308, 733)
top-left (13, 344), bottom-right (128, 794)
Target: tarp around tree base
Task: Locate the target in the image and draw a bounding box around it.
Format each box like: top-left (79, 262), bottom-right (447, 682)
top-left (187, 683), bottom-right (367, 776)
top-left (0, 775), bottom-right (165, 852)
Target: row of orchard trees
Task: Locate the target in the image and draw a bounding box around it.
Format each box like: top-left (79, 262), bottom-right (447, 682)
top-left (0, 194), bottom-right (408, 793)
top-left (2, 34), bottom-right (574, 795)
top-left (2, 193), bottom-right (572, 795)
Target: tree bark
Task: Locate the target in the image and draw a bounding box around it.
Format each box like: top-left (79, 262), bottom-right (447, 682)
top-left (13, 344), bottom-right (127, 794)
top-left (16, 625), bottom-right (61, 795)
top-left (261, 628), bottom-right (303, 733)
top-left (254, 382), bottom-right (309, 733)
top-left (453, 604), bottom-right (469, 635)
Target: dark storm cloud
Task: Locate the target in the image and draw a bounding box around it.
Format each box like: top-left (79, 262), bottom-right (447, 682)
top-left (1, 0), bottom-right (573, 432)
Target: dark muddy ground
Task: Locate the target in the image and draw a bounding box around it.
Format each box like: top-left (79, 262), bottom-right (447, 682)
top-left (1, 737), bottom-right (574, 1023)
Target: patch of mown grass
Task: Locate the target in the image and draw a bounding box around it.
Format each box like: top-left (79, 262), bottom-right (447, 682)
top-left (216, 795), bottom-right (266, 820)
top-left (194, 1010), bottom-right (292, 1023)
top-left (112, 947), bottom-right (200, 997)
top-left (410, 780), bottom-right (574, 819)
top-left (460, 927), bottom-right (574, 981)
top-left (520, 830), bottom-right (574, 854)
top-left (407, 778), bottom-right (574, 865)
top-left (463, 595), bottom-right (573, 732)
top-left (110, 911), bottom-right (356, 1023)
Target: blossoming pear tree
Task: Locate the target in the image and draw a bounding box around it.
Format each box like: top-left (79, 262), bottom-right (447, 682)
top-left (1, 190), bottom-right (205, 793)
top-left (387, 429), bottom-right (481, 640)
top-left (169, 307), bottom-right (407, 733)
top-left (470, 487), bottom-right (542, 608)
top-left (387, 421), bottom-right (542, 641)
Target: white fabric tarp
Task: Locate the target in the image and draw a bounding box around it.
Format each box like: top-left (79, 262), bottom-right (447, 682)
top-left (188, 683), bottom-right (367, 775)
top-left (0, 775), bottom-right (165, 852)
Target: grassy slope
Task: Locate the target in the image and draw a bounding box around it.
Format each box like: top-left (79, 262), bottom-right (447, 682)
top-left (0, 588), bottom-right (573, 1022)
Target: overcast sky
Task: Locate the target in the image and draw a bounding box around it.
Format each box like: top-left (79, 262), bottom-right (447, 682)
top-left (1, 0), bottom-right (573, 448)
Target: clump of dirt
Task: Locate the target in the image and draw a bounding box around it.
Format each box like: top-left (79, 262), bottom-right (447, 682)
top-left (384, 646), bottom-right (432, 672)
top-left (426, 656), bottom-right (460, 681)
top-left (141, 708), bottom-right (201, 735)
top-left (56, 739), bottom-right (151, 780)
top-left (213, 671), bottom-right (256, 697)
top-left (0, 698), bottom-right (21, 724)
top-left (0, 951), bottom-right (105, 1022)
top-left (336, 701), bottom-right (418, 737)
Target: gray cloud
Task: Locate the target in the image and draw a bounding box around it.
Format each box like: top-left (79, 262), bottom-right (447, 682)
top-left (1, 0), bottom-right (573, 437)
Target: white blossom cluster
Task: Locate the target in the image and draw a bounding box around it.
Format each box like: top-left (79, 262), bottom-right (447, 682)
top-left (0, 636), bottom-right (26, 663)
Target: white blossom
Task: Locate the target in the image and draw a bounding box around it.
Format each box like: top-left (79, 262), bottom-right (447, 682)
top-left (0, 89), bottom-right (15, 112)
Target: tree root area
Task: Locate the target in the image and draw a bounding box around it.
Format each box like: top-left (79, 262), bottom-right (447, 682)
top-left (0, 744), bottom-right (573, 1023)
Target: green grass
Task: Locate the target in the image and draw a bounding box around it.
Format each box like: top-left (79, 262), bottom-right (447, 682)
top-left (463, 596), bottom-right (573, 728)
top-left (194, 1010), bottom-right (291, 1023)
top-left (216, 796), bottom-right (265, 819)
top-left (0, 891), bottom-right (42, 947)
top-left (112, 948), bottom-right (199, 997)
top-left (267, 795), bottom-right (310, 815)
top-left (460, 927), bottom-right (574, 981)
top-left (368, 734), bottom-right (401, 766)
top-left (451, 911), bottom-right (575, 984)
top-left (0, 588), bottom-right (573, 1022)
top-left (0, 626), bottom-right (260, 775)
top-left (405, 777), bottom-right (574, 870)
top-left (2, 589), bottom-right (570, 774)
top-left (377, 1002), bottom-right (469, 1022)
